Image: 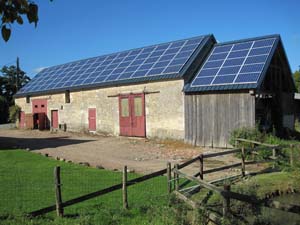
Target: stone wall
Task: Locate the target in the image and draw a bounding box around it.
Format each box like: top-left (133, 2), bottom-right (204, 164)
top-left (15, 80), bottom-right (185, 140)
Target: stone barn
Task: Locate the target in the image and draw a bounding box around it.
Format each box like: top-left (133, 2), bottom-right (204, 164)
top-left (15, 34), bottom-right (216, 140)
top-left (15, 34), bottom-right (296, 147)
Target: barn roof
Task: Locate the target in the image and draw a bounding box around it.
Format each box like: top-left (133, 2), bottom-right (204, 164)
top-left (184, 34), bottom-right (295, 92)
top-left (15, 34), bottom-right (214, 97)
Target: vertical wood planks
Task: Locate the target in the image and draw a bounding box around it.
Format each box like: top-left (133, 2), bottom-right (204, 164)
top-left (184, 92), bottom-right (255, 148)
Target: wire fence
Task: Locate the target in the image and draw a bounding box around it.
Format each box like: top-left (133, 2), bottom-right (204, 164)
top-left (0, 163), bottom-right (169, 218)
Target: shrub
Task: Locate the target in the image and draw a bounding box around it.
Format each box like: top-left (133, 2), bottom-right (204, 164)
top-left (9, 104), bottom-right (21, 123)
top-left (229, 126), bottom-right (265, 148)
top-left (0, 96), bottom-right (8, 123)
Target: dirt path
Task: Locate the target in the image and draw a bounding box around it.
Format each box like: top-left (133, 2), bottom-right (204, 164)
top-left (0, 129), bottom-right (246, 178)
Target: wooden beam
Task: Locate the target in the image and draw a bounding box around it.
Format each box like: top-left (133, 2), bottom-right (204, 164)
top-left (203, 149), bottom-right (240, 159)
top-left (107, 91), bottom-right (160, 98)
top-left (203, 162), bottom-right (242, 175)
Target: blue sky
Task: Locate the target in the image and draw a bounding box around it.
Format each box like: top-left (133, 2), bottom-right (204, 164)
top-left (1, 0), bottom-right (299, 78)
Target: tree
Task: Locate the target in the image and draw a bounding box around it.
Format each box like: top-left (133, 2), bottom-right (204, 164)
top-left (293, 70), bottom-right (300, 92)
top-left (0, 0), bottom-right (43, 42)
top-left (1, 65), bottom-right (30, 103)
top-left (0, 64), bottom-right (30, 123)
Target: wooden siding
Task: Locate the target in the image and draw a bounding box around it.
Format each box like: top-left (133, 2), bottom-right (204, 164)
top-left (185, 92), bottom-right (255, 148)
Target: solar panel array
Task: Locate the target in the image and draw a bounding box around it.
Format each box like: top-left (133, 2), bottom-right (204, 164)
top-left (190, 38), bottom-right (276, 87)
top-left (18, 36), bottom-right (206, 94)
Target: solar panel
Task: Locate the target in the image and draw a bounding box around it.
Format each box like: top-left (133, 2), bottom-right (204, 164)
top-left (18, 35), bottom-right (207, 95)
top-left (190, 37), bottom-right (277, 88)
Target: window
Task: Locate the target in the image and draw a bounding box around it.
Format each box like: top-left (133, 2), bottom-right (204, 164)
top-left (26, 96), bottom-right (30, 103)
top-left (65, 90), bottom-right (70, 103)
top-left (121, 98), bottom-right (129, 117)
top-left (134, 96), bottom-right (142, 116)
top-left (41, 105), bottom-right (45, 108)
top-left (35, 105), bottom-right (38, 108)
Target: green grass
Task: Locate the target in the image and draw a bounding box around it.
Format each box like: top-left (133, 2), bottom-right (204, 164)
top-left (0, 150), bottom-right (177, 225)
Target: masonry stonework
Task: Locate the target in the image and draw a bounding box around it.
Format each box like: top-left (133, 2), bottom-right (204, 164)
top-left (15, 80), bottom-right (185, 140)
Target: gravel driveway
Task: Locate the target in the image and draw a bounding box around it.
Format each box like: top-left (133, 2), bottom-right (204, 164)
top-left (0, 129), bottom-right (207, 173)
top-left (0, 129), bottom-right (248, 179)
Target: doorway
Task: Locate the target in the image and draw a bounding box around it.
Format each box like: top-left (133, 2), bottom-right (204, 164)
top-left (119, 93), bottom-right (145, 137)
top-left (51, 110), bottom-right (59, 129)
top-left (88, 108), bottom-right (96, 131)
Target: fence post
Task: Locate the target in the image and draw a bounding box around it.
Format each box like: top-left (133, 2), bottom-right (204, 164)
top-left (167, 162), bottom-right (172, 193)
top-left (272, 148), bottom-right (276, 158)
top-left (174, 164), bottom-right (179, 191)
top-left (123, 166), bottom-right (128, 209)
top-left (290, 144), bottom-right (294, 167)
top-left (241, 146), bottom-right (245, 177)
top-left (222, 184), bottom-right (231, 218)
top-left (54, 166), bottom-right (63, 217)
top-left (199, 154), bottom-right (204, 180)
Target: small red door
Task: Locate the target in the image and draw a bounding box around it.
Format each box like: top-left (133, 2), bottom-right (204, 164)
top-left (119, 93), bottom-right (145, 137)
top-left (19, 111), bottom-right (25, 128)
top-left (51, 110), bottom-right (59, 129)
top-left (88, 108), bottom-right (96, 131)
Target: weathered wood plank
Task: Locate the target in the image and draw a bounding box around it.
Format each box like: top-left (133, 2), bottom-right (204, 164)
top-left (203, 148), bottom-right (240, 159)
top-left (203, 162), bottom-right (242, 174)
top-left (184, 92), bottom-right (256, 148)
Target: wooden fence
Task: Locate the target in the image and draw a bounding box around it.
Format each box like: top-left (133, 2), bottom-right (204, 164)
top-left (28, 153), bottom-right (206, 217)
top-left (28, 138), bottom-right (297, 219)
top-left (170, 138), bottom-right (300, 224)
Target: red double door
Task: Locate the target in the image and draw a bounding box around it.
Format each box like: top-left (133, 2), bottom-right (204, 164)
top-left (119, 93), bottom-right (145, 137)
top-left (32, 99), bottom-right (48, 130)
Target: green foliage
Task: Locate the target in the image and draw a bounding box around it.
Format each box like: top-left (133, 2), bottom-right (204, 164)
top-left (9, 104), bottom-right (20, 122)
top-left (295, 119), bottom-right (300, 132)
top-left (0, 65), bottom-right (29, 123)
top-left (229, 126), bottom-right (265, 148)
top-left (0, 0), bottom-right (40, 42)
top-left (229, 126), bottom-right (300, 169)
top-left (293, 70), bottom-right (300, 92)
top-left (1, 65), bottom-right (30, 103)
top-left (0, 95), bottom-right (8, 123)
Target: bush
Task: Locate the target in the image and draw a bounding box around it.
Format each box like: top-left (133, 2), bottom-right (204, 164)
top-left (229, 126), bottom-right (266, 148)
top-left (9, 104), bottom-right (21, 123)
top-left (0, 96), bottom-right (9, 123)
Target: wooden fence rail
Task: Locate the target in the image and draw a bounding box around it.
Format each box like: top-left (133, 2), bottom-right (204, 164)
top-left (28, 138), bottom-right (297, 218)
top-left (29, 153), bottom-right (208, 217)
top-left (173, 168), bottom-right (300, 216)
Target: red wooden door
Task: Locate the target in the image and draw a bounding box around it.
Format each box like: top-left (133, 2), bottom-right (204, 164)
top-left (51, 110), bottom-right (59, 129)
top-left (119, 93), bottom-right (145, 137)
top-left (19, 111), bottom-right (25, 128)
top-left (88, 108), bottom-right (96, 131)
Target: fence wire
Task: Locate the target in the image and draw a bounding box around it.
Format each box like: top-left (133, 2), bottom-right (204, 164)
top-left (0, 162), bottom-right (170, 218)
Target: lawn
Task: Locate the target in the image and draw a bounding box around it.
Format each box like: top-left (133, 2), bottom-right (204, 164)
top-left (0, 150), bottom-right (176, 225)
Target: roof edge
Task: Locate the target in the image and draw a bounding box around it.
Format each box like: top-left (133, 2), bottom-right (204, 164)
top-left (215, 34), bottom-right (280, 46)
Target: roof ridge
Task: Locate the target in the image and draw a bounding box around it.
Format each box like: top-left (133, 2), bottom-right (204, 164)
top-left (215, 34), bottom-right (280, 46)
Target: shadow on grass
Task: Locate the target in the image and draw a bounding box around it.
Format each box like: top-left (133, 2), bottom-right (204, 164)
top-left (0, 136), bottom-right (95, 151)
